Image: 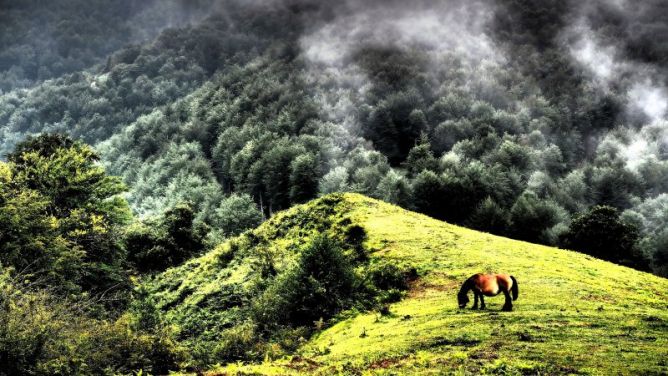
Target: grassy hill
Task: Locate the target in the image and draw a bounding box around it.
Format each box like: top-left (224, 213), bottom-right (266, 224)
top-left (148, 193), bottom-right (668, 375)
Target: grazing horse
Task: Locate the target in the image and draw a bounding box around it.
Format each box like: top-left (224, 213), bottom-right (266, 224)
top-left (457, 273), bottom-right (518, 311)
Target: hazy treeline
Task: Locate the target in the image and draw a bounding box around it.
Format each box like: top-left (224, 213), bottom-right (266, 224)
top-left (0, 0), bottom-right (218, 92)
top-left (1, 0), bottom-right (667, 276)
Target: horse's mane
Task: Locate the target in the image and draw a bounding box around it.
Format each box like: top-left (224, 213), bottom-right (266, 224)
top-left (458, 275), bottom-right (475, 296)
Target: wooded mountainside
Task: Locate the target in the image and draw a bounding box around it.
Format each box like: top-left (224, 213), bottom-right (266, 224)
top-left (1, 1), bottom-right (668, 374)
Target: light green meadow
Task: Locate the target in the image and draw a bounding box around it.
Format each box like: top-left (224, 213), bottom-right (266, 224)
top-left (190, 193), bottom-right (668, 375)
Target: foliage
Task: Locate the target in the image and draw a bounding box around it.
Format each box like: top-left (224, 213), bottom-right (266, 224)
top-left (2, 0), bottom-right (668, 373)
top-left (142, 194), bottom-right (412, 366)
top-left (510, 192), bottom-right (565, 244)
top-left (0, 0), bottom-right (201, 91)
top-left (253, 235), bottom-right (358, 330)
top-left (0, 134), bottom-right (131, 298)
top-left (560, 206), bottom-right (651, 270)
top-left (403, 135), bottom-right (439, 178)
top-left (209, 193), bottom-right (264, 242)
top-left (125, 203), bottom-right (206, 273)
top-left (2, 0), bottom-right (667, 275)
top-left (0, 270), bottom-right (183, 375)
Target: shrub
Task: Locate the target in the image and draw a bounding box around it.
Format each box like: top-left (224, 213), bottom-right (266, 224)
top-left (212, 322), bottom-right (259, 362)
top-left (253, 235), bottom-right (357, 330)
top-left (367, 262), bottom-right (416, 304)
top-left (368, 262), bottom-right (411, 291)
top-left (345, 224), bottom-right (368, 261)
top-left (0, 272), bottom-right (183, 375)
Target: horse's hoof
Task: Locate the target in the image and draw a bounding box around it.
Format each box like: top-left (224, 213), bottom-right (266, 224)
top-left (502, 307), bottom-right (512, 312)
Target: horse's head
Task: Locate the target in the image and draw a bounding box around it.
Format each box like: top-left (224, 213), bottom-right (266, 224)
top-left (457, 291), bottom-right (469, 308)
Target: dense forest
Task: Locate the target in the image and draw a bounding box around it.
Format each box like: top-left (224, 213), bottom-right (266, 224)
top-left (1, 0), bottom-right (668, 373)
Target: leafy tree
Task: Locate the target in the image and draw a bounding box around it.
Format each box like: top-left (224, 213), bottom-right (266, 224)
top-left (467, 197), bottom-right (511, 235)
top-left (253, 235), bottom-right (357, 329)
top-left (1, 134), bottom-right (131, 296)
top-left (404, 135), bottom-right (439, 177)
top-left (560, 206), bottom-right (650, 270)
top-left (650, 230), bottom-right (668, 277)
top-left (488, 139), bottom-right (534, 172)
top-left (411, 170), bottom-right (446, 219)
top-left (0, 162), bottom-right (75, 289)
top-left (126, 203), bottom-right (206, 273)
top-left (589, 166), bottom-right (642, 209)
top-left (211, 194), bottom-right (264, 238)
top-left (289, 153), bottom-right (320, 204)
top-left (376, 170), bottom-right (412, 207)
top-left (319, 166), bottom-right (350, 194)
top-left (510, 192), bottom-right (564, 244)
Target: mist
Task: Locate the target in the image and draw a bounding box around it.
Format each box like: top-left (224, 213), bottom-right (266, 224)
top-left (1, 0), bottom-right (667, 275)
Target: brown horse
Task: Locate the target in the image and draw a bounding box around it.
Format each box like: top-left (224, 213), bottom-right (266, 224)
top-left (457, 273), bottom-right (518, 311)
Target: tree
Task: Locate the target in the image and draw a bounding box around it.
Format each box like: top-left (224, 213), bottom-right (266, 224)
top-left (467, 197), bottom-right (511, 235)
top-left (404, 135), bottom-right (439, 177)
top-left (1, 134), bottom-right (131, 297)
top-left (590, 166), bottom-right (642, 209)
top-left (0, 162), bottom-right (75, 289)
top-left (510, 192), bottom-right (564, 244)
top-left (376, 170), bottom-right (412, 207)
top-left (560, 206), bottom-right (650, 271)
top-left (650, 230), bottom-right (668, 277)
top-left (319, 166), bottom-right (350, 195)
top-left (211, 194), bottom-right (263, 238)
top-left (253, 235), bottom-right (357, 329)
top-left (289, 154), bottom-right (320, 204)
top-left (126, 203), bottom-right (207, 273)
top-left (411, 170), bottom-right (446, 219)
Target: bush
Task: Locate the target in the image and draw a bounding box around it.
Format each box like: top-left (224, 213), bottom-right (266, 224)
top-left (212, 322), bottom-right (259, 362)
top-left (79, 315), bottom-right (184, 375)
top-left (345, 224), bottom-right (368, 261)
top-left (253, 235), bottom-right (358, 330)
top-left (210, 194), bottom-right (264, 238)
top-left (510, 192), bottom-right (565, 244)
top-left (368, 262), bottom-right (412, 291)
top-left (0, 272), bottom-right (183, 375)
top-left (367, 262), bottom-right (416, 304)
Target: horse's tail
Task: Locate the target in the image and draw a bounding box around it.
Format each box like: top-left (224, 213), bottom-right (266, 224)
top-left (510, 276), bottom-right (519, 301)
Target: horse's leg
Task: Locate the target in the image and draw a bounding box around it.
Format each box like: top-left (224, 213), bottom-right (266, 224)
top-left (502, 289), bottom-right (512, 311)
top-left (480, 294), bottom-right (486, 310)
top-left (472, 291), bottom-right (479, 309)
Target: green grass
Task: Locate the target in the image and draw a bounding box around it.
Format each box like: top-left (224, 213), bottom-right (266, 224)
top-left (160, 193), bottom-right (668, 375)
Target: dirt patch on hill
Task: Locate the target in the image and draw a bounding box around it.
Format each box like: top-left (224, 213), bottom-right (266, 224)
top-left (408, 272), bottom-right (459, 298)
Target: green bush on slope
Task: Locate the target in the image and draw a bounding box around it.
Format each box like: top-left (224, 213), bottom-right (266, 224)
top-left (252, 235), bottom-right (358, 330)
top-left (0, 270), bottom-right (184, 375)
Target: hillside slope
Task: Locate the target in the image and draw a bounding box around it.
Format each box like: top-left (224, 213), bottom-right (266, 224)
top-left (151, 193), bottom-right (668, 375)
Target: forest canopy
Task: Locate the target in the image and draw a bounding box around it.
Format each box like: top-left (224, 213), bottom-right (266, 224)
top-left (1, 0), bottom-right (668, 276)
